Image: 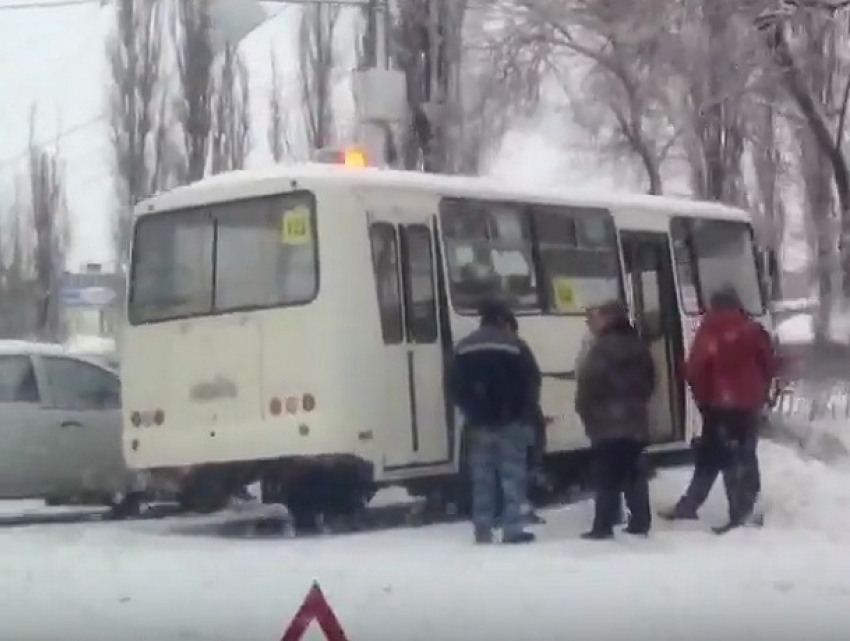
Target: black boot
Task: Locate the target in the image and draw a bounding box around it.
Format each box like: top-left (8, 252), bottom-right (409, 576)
top-left (712, 521), bottom-right (741, 535)
top-left (658, 502), bottom-right (699, 521)
top-left (623, 465), bottom-right (651, 535)
top-left (585, 485), bottom-right (619, 540)
top-left (713, 507), bottom-right (765, 535)
top-left (623, 521), bottom-right (650, 536)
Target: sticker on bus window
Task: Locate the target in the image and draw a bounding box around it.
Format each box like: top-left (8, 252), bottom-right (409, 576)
top-left (281, 205), bottom-right (312, 245)
top-left (552, 277), bottom-right (579, 312)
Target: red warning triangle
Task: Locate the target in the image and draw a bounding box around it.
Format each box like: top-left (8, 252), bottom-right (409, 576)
top-left (280, 582), bottom-right (350, 641)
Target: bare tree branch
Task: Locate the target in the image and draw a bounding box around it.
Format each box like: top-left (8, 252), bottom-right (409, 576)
top-left (175, 0), bottom-right (215, 182)
top-left (210, 45), bottom-right (252, 174)
top-left (107, 0), bottom-right (164, 266)
top-left (756, 4), bottom-right (850, 327)
top-left (27, 105), bottom-right (68, 340)
top-left (268, 47), bottom-right (293, 162)
top-left (503, 0), bottom-right (674, 193)
top-left (298, 3), bottom-right (340, 153)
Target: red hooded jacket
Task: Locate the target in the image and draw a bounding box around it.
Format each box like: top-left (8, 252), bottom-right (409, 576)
top-left (686, 309), bottom-right (777, 412)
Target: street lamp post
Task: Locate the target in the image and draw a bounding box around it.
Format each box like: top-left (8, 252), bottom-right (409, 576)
top-left (206, 0), bottom-right (407, 167)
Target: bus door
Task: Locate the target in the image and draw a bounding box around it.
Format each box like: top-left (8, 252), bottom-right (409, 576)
top-left (368, 218), bottom-right (450, 471)
top-left (619, 231), bottom-right (686, 443)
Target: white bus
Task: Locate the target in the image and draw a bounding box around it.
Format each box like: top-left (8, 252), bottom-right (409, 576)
top-left (122, 157), bottom-right (770, 518)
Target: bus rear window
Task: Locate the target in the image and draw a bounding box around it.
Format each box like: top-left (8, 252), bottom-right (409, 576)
top-left (671, 217), bottom-right (764, 316)
top-left (129, 192), bottom-right (318, 324)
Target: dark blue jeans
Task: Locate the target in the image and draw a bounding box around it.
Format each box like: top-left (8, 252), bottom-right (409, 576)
top-left (469, 423), bottom-right (527, 536)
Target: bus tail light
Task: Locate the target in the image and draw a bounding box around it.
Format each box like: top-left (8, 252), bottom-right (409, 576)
top-left (268, 393), bottom-right (316, 416)
top-left (302, 393), bottom-right (316, 412)
top-left (269, 397), bottom-right (282, 416)
top-left (130, 411), bottom-right (142, 427)
top-left (285, 396), bottom-right (299, 414)
top-left (153, 409), bottom-right (165, 426)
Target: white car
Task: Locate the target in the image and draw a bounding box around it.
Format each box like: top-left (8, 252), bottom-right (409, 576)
top-left (0, 340), bottom-right (143, 515)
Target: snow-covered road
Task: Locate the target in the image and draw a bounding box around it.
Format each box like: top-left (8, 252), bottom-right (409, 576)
top-left (1, 438), bottom-right (850, 641)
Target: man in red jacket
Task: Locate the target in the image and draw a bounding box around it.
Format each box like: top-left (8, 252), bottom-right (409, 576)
top-left (660, 286), bottom-right (777, 533)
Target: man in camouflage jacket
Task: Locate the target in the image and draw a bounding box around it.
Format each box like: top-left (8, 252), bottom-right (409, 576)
top-left (575, 300), bottom-right (656, 539)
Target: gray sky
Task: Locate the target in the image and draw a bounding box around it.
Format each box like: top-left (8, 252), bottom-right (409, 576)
top-left (0, 0), bottom-right (701, 273)
top-left (0, 1), bottom-right (310, 269)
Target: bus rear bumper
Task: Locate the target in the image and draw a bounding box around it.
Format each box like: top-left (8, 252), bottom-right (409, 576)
top-left (122, 414), bottom-right (361, 469)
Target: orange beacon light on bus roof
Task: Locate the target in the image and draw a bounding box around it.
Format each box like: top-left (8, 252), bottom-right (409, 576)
top-left (313, 146), bottom-right (370, 168)
top-left (341, 148), bottom-right (368, 168)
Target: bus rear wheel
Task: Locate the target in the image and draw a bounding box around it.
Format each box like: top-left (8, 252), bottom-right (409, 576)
top-left (177, 472), bottom-right (231, 514)
top-left (262, 459), bottom-right (373, 534)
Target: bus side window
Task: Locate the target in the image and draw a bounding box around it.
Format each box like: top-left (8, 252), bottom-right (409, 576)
top-left (369, 223), bottom-right (404, 344)
top-left (400, 225), bottom-right (438, 344)
top-left (532, 206), bottom-right (620, 313)
top-left (671, 218), bottom-right (764, 317)
top-left (670, 219), bottom-right (701, 315)
top-left (439, 198), bottom-right (538, 312)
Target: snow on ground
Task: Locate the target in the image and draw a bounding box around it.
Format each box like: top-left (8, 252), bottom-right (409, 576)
top-left (773, 304), bottom-right (850, 345)
top-left (771, 414), bottom-right (850, 464)
top-left (1, 439), bottom-right (850, 640)
top-left (772, 297), bottom-right (818, 314)
top-left (775, 313), bottom-right (814, 344)
top-left (0, 500), bottom-right (105, 518)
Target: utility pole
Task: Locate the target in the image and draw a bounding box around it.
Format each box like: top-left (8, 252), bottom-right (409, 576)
top-left (206, 0), bottom-right (407, 168)
top-left (348, 0), bottom-right (407, 167)
top-left (391, 0), bottom-right (464, 172)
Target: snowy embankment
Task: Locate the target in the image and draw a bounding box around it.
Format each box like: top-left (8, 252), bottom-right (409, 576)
top-left (1, 434), bottom-right (850, 639)
top-left (756, 438), bottom-right (850, 535)
top-left (772, 297), bottom-right (850, 346)
top-left (768, 303), bottom-right (850, 458)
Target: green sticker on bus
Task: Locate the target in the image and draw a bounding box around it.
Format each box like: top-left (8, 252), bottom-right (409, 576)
top-left (281, 206), bottom-right (311, 245)
top-left (553, 277), bottom-right (579, 312)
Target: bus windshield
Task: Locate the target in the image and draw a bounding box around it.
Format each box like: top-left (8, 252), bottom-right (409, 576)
top-left (671, 217), bottom-right (764, 316)
top-left (128, 192), bottom-right (318, 324)
top-left (439, 198), bottom-right (622, 314)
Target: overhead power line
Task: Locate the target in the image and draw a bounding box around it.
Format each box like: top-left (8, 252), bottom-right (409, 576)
top-left (0, 0), bottom-right (106, 11)
top-left (0, 114), bottom-right (105, 169)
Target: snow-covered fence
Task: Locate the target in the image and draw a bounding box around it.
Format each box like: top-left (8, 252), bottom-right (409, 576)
top-left (769, 380), bottom-right (850, 422)
top-left (765, 382), bottom-right (850, 464)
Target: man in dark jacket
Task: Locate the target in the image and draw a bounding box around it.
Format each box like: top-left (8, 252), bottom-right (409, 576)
top-left (450, 299), bottom-right (538, 544)
top-left (660, 286), bottom-right (777, 533)
top-left (575, 300), bottom-right (656, 540)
